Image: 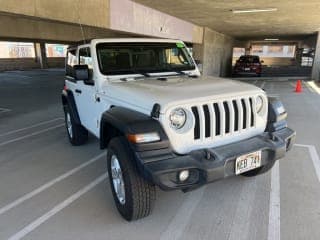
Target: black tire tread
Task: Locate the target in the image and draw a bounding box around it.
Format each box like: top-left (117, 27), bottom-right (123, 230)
top-left (107, 137), bottom-right (155, 221)
top-left (64, 105), bottom-right (88, 146)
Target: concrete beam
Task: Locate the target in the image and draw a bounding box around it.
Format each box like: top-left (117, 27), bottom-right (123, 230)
top-left (0, 0), bottom-right (203, 43)
top-left (0, 14), bottom-right (134, 43)
top-left (0, 0), bottom-right (110, 29)
top-left (109, 0), bottom-right (203, 43)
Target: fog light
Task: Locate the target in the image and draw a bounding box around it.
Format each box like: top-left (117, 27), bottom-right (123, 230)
top-left (179, 170), bottom-right (190, 182)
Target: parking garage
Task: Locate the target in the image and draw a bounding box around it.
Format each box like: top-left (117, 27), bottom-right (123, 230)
top-left (1, 1), bottom-right (320, 240)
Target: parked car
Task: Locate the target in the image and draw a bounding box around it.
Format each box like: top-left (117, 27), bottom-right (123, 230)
top-left (61, 39), bottom-right (295, 221)
top-left (233, 55), bottom-right (263, 77)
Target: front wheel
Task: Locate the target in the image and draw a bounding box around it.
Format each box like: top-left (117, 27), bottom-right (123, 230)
top-left (107, 137), bottom-right (156, 221)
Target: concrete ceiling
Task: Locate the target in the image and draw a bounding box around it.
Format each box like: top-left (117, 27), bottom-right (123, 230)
top-left (134, 0), bottom-right (320, 39)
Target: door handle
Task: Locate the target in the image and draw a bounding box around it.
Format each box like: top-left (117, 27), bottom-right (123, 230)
top-left (75, 89), bottom-right (82, 94)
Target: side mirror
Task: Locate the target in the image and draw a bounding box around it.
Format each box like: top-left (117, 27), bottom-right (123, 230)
top-left (73, 65), bottom-right (89, 81)
top-left (194, 59), bottom-right (201, 65)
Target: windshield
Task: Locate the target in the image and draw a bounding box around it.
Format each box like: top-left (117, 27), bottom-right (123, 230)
top-left (96, 42), bottom-right (196, 75)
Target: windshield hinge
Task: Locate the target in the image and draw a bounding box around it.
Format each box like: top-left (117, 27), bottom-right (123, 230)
top-left (151, 103), bottom-right (161, 119)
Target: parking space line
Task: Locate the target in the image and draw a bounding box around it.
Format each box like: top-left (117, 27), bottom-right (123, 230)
top-left (0, 124), bottom-right (64, 147)
top-left (0, 152), bottom-right (106, 216)
top-left (306, 81), bottom-right (320, 95)
top-left (267, 160), bottom-right (280, 240)
top-left (160, 187), bottom-right (205, 240)
top-left (260, 81), bottom-right (266, 89)
top-left (7, 174), bottom-right (107, 240)
top-left (266, 144), bottom-right (320, 240)
top-left (0, 117), bottom-right (64, 137)
top-left (295, 144), bottom-right (320, 183)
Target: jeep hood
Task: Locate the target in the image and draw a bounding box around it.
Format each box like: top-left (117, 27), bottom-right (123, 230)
top-left (102, 75), bottom-right (264, 114)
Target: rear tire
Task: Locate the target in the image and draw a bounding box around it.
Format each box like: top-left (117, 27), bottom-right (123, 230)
top-left (107, 137), bottom-right (156, 221)
top-left (64, 105), bottom-right (88, 146)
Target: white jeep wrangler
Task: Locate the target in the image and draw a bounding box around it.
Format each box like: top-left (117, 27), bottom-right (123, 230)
top-left (62, 38), bottom-right (295, 221)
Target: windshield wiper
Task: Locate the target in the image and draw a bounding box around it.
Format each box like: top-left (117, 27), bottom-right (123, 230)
top-left (154, 70), bottom-right (198, 79)
top-left (118, 69), bottom-right (197, 82)
top-left (132, 70), bottom-right (152, 77)
top-left (118, 70), bottom-right (152, 81)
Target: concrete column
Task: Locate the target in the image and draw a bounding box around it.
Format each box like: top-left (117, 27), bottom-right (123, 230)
top-left (312, 32), bottom-right (320, 81)
top-left (192, 43), bottom-right (204, 73)
top-left (193, 28), bottom-right (234, 77)
top-left (35, 42), bottom-right (48, 69)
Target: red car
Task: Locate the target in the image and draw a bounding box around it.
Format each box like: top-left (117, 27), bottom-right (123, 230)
top-left (233, 55), bottom-right (263, 77)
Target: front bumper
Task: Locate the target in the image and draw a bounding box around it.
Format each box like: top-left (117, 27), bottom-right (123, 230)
top-left (137, 127), bottom-right (295, 191)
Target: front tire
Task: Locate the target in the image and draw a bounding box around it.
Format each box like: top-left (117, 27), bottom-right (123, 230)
top-left (107, 137), bottom-right (156, 221)
top-left (64, 105), bottom-right (88, 146)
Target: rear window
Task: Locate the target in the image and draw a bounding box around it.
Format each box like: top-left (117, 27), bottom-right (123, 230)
top-left (239, 56), bottom-right (260, 63)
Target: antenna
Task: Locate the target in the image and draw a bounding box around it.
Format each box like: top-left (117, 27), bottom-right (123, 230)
top-left (77, 0), bottom-right (86, 45)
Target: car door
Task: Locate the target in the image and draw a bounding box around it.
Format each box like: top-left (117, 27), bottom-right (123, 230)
top-left (72, 46), bottom-right (101, 137)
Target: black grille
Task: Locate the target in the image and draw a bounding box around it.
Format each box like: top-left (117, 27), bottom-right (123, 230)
top-left (213, 103), bottom-right (220, 136)
top-left (241, 99), bottom-right (247, 129)
top-left (203, 105), bottom-right (211, 138)
top-left (249, 98), bottom-right (254, 127)
top-left (191, 106), bottom-right (200, 140)
top-left (232, 100), bottom-right (239, 131)
top-left (223, 102), bottom-right (230, 134)
top-left (191, 97), bottom-right (256, 140)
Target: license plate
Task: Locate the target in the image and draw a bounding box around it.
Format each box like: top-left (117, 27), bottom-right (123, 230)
top-left (244, 68), bottom-right (250, 71)
top-left (235, 151), bottom-right (261, 175)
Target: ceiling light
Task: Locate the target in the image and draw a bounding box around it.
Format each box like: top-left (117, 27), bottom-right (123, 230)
top-left (232, 8), bottom-right (278, 14)
top-left (264, 38), bottom-right (279, 41)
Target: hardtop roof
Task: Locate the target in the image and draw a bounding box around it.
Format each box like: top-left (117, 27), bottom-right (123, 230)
top-left (68, 38), bottom-right (184, 50)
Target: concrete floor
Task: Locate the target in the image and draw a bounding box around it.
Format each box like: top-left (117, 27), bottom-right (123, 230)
top-left (0, 70), bottom-right (320, 240)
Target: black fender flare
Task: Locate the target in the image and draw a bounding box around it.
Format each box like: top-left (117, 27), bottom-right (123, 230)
top-left (266, 97), bottom-right (288, 132)
top-left (61, 89), bottom-right (81, 125)
top-left (99, 106), bottom-right (169, 151)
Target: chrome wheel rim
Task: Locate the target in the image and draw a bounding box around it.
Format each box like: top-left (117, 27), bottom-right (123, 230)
top-left (66, 113), bottom-right (73, 138)
top-left (111, 155), bottom-right (126, 204)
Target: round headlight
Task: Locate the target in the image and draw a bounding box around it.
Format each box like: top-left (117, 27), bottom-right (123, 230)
top-left (256, 96), bottom-right (264, 113)
top-left (169, 108), bottom-right (187, 130)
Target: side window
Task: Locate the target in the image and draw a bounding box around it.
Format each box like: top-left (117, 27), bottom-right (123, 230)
top-left (79, 47), bottom-right (93, 68)
top-left (66, 49), bottom-right (77, 77)
top-left (79, 47), bottom-right (93, 81)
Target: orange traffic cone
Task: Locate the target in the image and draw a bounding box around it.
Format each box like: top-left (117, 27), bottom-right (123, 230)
top-left (295, 80), bottom-right (302, 93)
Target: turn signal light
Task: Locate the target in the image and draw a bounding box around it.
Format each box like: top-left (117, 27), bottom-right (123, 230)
top-left (127, 132), bottom-right (160, 143)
